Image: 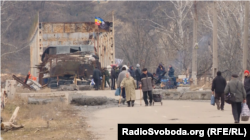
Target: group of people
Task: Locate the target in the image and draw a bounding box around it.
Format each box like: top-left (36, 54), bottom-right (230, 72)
top-left (116, 65), bottom-right (155, 107)
top-left (211, 70), bottom-right (250, 123)
top-left (92, 66), bottom-right (118, 90)
top-left (93, 63), bottom-right (175, 107)
top-left (115, 63), bottom-right (175, 107)
top-left (155, 64), bottom-right (176, 86)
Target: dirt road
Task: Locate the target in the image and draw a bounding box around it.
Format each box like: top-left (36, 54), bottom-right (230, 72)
top-left (81, 90), bottom-right (248, 140)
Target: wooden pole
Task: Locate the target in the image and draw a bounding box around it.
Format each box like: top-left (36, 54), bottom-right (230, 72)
top-left (191, 1), bottom-right (198, 85)
top-left (112, 11), bottom-right (115, 64)
top-left (243, 1), bottom-right (249, 81)
top-left (212, 1), bottom-right (218, 79)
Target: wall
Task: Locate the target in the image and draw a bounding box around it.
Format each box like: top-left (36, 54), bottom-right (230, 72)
top-left (153, 89), bottom-right (211, 100)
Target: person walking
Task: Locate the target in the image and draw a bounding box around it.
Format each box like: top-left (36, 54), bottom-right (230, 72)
top-left (93, 67), bottom-right (101, 90)
top-left (139, 68), bottom-right (155, 106)
top-left (120, 72), bottom-right (136, 107)
top-left (128, 66), bottom-right (135, 79)
top-left (243, 70), bottom-right (250, 109)
top-left (135, 64), bottom-right (141, 89)
top-left (211, 71), bottom-right (227, 110)
top-left (117, 67), bottom-right (130, 104)
top-left (111, 66), bottom-right (116, 90)
top-left (103, 68), bottom-right (110, 88)
top-left (224, 74), bottom-right (246, 123)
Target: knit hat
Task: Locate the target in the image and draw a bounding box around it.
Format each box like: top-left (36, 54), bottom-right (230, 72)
top-left (244, 70), bottom-right (249, 74)
top-left (142, 68), bottom-right (147, 71)
top-left (232, 74), bottom-right (238, 78)
top-left (136, 64), bottom-right (140, 67)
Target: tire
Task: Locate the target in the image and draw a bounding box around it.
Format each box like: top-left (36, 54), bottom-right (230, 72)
top-left (49, 83), bottom-right (58, 89)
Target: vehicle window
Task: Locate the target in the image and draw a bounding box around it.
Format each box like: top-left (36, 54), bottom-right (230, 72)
top-left (70, 47), bottom-right (80, 53)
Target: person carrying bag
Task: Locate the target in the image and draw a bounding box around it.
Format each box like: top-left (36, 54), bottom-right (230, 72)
top-left (224, 74), bottom-right (246, 123)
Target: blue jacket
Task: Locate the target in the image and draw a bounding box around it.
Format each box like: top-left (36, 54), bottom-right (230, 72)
top-left (156, 64), bottom-right (165, 76)
top-left (168, 67), bottom-right (175, 77)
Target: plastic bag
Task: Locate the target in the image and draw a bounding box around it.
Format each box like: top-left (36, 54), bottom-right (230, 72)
top-left (115, 87), bottom-right (121, 96)
top-left (211, 95), bottom-right (215, 105)
top-left (241, 103), bottom-right (250, 121)
top-left (90, 79), bottom-right (95, 85)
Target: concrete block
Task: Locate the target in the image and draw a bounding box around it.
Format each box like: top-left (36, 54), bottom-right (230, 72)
top-left (5, 80), bottom-right (16, 99)
top-left (179, 91), bottom-right (211, 100)
top-left (78, 85), bottom-right (91, 90)
top-left (65, 92), bottom-right (85, 104)
top-left (162, 91), bottom-right (181, 100)
top-left (58, 85), bottom-right (75, 91)
top-left (152, 89), bottom-right (163, 94)
top-left (177, 87), bottom-right (190, 93)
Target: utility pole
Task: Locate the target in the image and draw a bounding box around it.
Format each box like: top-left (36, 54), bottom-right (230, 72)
top-left (192, 1), bottom-right (198, 85)
top-left (243, 1), bottom-right (249, 82)
top-left (112, 11), bottom-right (115, 64)
top-left (212, 1), bottom-right (218, 79)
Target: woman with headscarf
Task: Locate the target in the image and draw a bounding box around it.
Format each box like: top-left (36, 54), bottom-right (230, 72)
top-left (120, 72), bottom-right (136, 107)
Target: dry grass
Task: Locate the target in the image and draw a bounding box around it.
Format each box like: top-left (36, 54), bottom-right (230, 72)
top-left (1, 95), bottom-right (93, 140)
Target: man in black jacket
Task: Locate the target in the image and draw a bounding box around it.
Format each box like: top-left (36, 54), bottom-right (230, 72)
top-left (93, 67), bottom-right (101, 90)
top-left (211, 71), bottom-right (227, 110)
top-left (111, 66), bottom-right (116, 90)
top-left (139, 68), bottom-right (155, 106)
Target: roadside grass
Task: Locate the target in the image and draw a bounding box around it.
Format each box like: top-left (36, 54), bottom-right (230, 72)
top-left (1, 95), bottom-right (93, 140)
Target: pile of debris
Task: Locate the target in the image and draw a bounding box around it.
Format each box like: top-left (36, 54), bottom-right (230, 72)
top-left (1, 107), bottom-right (23, 132)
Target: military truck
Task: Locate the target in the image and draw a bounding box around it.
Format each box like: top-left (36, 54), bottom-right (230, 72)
top-left (38, 45), bottom-right (101, 88)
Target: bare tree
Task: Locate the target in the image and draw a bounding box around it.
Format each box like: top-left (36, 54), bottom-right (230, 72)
top-left (144, 1), bottom-right (193, 74)
top-left (201, 1), bottom-right (248, 79)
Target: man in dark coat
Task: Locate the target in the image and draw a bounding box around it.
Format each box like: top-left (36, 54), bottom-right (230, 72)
top-left (115, 67), bottom-right (120, 81)
top-left (212, 71), bottom-right (227, 110)
top-left (128, 66), bottom-right (135, 79)
top-left (111, 66), bottom-right (116, 90)
top-left (93, 67), bottom-right (101, 90)
top-left (156, 64), bottom-right (165, 76)
top-left (168, 65), bottom-right (175, 77)
top-left (139, 68), bottom-right (155, 106)
top-left (135, 64), bottom-right (141, 89)
top-left (156, 64), bottom-right (165, 84)
top-left (168, 65), bottom-right (176, 86)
